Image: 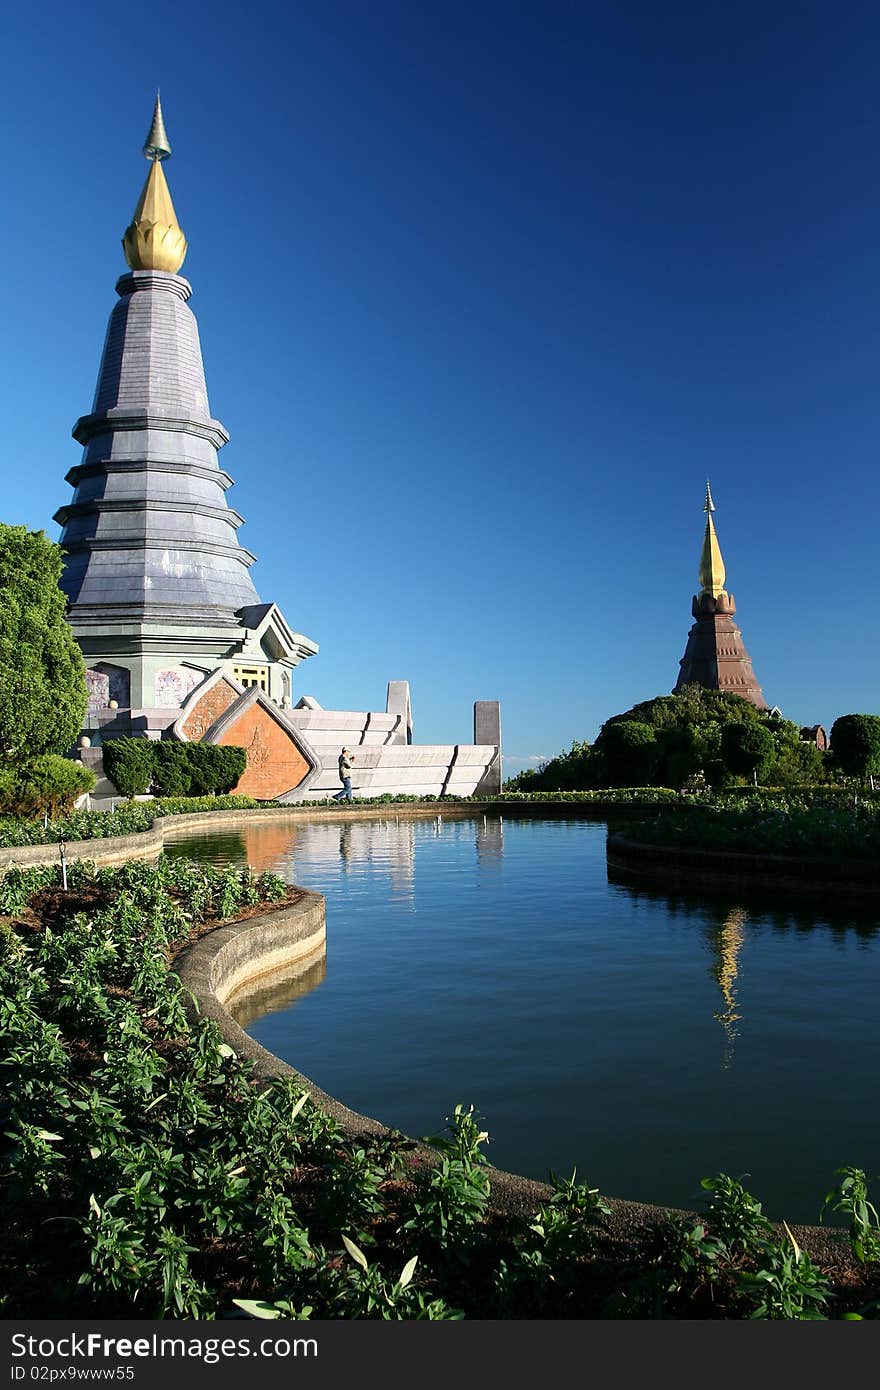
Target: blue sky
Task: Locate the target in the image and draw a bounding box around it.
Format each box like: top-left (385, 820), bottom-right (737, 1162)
top-left (4, 1), bottom-right (880, 774)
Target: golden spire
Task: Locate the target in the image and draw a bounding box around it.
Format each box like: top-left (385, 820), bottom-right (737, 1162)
top-left (122, 94), bottom-right (187, 274)
top-left (698, 479), bottom-right (726, 597)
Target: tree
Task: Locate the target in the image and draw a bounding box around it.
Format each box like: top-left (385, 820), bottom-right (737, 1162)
top-left (829, 715), bottom-right (880, 782)
top-left (720, 722), bottom-right (775, 782)
top-left (504, 741), bottom-right (600, 792)
top-left (600, 721), bottom-right (659, 787)
top-left (0, 525), bottom-right (86, 759)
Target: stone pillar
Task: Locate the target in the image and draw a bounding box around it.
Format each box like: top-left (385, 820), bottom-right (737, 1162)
top-left (386, 681), bottom-right (413, 744)
top-left (474, 701), bottom-right (502, 795)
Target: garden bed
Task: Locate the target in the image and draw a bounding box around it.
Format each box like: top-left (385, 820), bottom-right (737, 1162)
top-left (1, 854), bottom-right (878, 1318)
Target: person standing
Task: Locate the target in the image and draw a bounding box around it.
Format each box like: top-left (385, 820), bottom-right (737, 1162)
top-left (333, 747), bottom-right (354, 802)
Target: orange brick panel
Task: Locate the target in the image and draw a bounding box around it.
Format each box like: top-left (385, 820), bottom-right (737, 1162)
top-left (182, 680), bottom-right (240, 741)
top-left (217, 705), bottom-right (311, 798)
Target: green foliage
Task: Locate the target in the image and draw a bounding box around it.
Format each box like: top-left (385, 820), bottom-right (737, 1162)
top-left (607, 1216), bottom-right (725, 1317)
top-left (494, 1168), bottom-right (611, 1315)
top-left (151, 741), bottom-right (193, 796)
top-left (507, 687), bottom-right (827, 792)
top-left (700, 1174), bottom-right (773, 1253)
top-left (830, 715), bottom-right (880, 781)
top-left (624, 795), bottom-right (880, 859)
top-left (504, 741), bottom-right (599, 793)
top-left (821, 1168), bottom-right (880, 1264)
top-left (607, 685), bottom-right (764, 734)
top-left (0, 862), bottom-right (874, 1319)
top-left (405, 1104), bottom-right (491, 1250)
top-left (736, 1223), bottom-right (831, 1319)
top-left (184, 744), bottom-right (247, 796)
top-left (599, 722), bottom-right (659, 788)
top-left (102, 739), bottom-right (154, 797)
top-left (721, 721), bottom-right (776, 780)
top-left (0, 524), bottom-right (87, 759)
top-left (103, 740), bottom-right (247, 799)
top-left (769, 738), bottom-right (826, 787)
top-left (0, 755), bottom-right (95, 817)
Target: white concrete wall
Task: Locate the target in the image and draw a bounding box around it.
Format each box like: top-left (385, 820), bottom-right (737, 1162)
top-left (281, 740), bottom-right (499, 801)
top-left (289, 709), bottom-right (409, 748)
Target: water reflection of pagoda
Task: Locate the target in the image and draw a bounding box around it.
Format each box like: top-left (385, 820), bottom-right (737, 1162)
top-left (709, 906), bottom-right (747, 1067)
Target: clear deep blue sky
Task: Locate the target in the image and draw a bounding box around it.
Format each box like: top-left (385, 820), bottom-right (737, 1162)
top-left (4, 1), bottom-right (880, 774)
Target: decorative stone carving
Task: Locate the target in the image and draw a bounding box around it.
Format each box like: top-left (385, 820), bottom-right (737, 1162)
top-left (202, 688), bottom-right (321, 799)
top-left (86, 669), bottom-right (110, 712)
top-left (155, 669), bottom-right (185, 708)
top-left (176, 672), bottom-right (242, 742)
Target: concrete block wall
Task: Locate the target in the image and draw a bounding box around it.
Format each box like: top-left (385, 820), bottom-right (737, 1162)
top-left (281, 742), bottom-right (500, 802)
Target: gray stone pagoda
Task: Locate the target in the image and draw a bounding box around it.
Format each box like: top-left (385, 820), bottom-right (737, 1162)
top-left (55, 96), bottom-right (317, 732)
top-left (56, 99), bottom-right (501, 803)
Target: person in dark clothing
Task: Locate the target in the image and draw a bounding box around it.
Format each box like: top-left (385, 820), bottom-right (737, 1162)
top-left (333, 747), bottom-right (354, 802)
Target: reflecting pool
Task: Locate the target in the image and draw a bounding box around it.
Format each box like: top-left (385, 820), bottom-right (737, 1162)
top-left (164, 813), bottom-right (880, 1221)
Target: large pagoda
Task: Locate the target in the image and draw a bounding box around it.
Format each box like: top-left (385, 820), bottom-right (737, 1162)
top-left (674, 484), bottom-right (767, 709)
top-left (55, 98), bottom-right (317, 732)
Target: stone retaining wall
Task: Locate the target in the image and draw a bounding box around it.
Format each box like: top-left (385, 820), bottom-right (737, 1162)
top-left (0, 799), bottom-right (687, 876)
top-left (607, 832), bottom-right (880, 895)
top-left (172, 893), bottom-right (850, 1251)
top-left (0, 803), bottom-right (483, 875)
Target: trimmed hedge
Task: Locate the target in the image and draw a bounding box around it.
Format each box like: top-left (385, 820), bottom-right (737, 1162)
top-left (103, 739), bottom-right (247, 798)
top-left (0, 756), bottom-right (95, 818)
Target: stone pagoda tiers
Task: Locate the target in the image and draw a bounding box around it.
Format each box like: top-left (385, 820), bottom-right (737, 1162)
top-left (54, 100), bottom-right (502, 803)
top-left (674, 484), bottom-right (767, 709)
top-left (55, 97), bottom-right (317, 734)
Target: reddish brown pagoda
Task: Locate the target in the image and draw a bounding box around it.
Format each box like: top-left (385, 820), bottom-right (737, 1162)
top-left (674, 484), bottom-right (768, 709)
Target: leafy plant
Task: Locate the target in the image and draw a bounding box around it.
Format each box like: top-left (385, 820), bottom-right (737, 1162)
top-left (821, 1168), bottom-right (880, 1264)
top-left (736, 1222), bottom-right (831, 1319)
top-left (700, 1173), bottom-right (773, 1255)
top-left (404, 1105), bottom-right (491, 1249)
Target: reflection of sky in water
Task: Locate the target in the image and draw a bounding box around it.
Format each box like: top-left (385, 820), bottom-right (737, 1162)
top-left (165, 815), bottom-right (880, 1222)
top-left (228, 953), bottom-right (327, 1031)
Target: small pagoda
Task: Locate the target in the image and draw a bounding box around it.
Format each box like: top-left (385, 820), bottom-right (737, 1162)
top-left (674, 484), bottom-right (767, 709)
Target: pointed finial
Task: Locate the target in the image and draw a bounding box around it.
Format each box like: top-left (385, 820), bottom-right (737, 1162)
top-left (122, 96), bottom-right (187, 272)
top-left (143, 92), bottom-right (171, 161)
top-left (698, 484), bottom-right (726, 597)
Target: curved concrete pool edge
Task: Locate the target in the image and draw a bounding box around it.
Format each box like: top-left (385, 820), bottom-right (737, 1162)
top-left (0, 796), bottom-right (686, 876)
top-left (0, 804), bottom-right (491, 875)
top-left (172, 896), bottom-right (851, 1253)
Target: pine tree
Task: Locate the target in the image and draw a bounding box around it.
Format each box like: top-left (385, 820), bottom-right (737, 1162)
top-left (0, 524), bottom-right (87, 759)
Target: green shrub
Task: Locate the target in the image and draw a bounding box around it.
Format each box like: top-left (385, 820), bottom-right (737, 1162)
top-left (600, 722), bottom-right (659, 787)
top-left (721, 722), bottom-right (775, 782)
top-left (104, 740), bottom-right (247, 799)
top-left (103, 739), bottom-right (154, 798)
top-left (184, 744), bottom-right (247, 795)
top-left (0, 756), bottom-right (95, 818)
top-left (829, 715), bottom-right (880, 781)
top-left (151, 743), bottom-right (192, 797)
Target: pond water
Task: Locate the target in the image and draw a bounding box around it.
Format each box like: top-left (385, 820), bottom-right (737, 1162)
top-left (164, 813), bottom-right (880, 1222)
